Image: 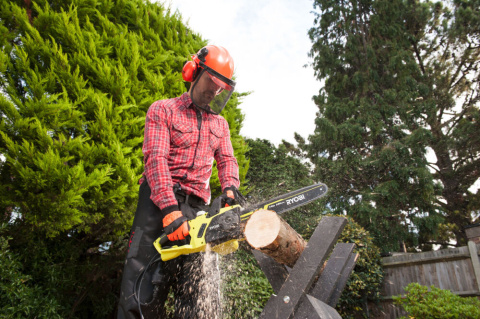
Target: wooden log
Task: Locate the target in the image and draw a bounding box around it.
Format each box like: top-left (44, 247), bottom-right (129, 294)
top-left (244, 209), bottom-right (306, 268)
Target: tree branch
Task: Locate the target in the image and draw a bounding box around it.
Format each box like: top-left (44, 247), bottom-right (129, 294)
top-left (411, 39), bottom-right (426, 74)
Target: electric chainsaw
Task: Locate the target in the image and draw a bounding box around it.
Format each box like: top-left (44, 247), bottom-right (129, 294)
top-left (153, 183), bottom-right (328, 261)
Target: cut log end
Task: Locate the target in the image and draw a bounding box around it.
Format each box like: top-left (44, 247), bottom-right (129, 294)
top-left (244, 210), bottom-right (281, 248)
top-left (244, 209), bottom-right (306, 268)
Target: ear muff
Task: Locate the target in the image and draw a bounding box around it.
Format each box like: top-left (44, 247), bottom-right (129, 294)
top-left (183, 48), bottom-right (209, 82)
top-left (182, 60), bottom-right (198, 82)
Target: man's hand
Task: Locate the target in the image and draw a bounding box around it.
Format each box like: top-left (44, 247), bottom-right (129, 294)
top-left (226, 190), bottom-right (235, 198)
top-left (223, 186), bottom-right (246, 207)
top-left (163, 211), bottom-right (189, 241)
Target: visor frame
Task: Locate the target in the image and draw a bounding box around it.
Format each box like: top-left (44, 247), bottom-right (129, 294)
top-left (198, 61), bottom-right (236, 91)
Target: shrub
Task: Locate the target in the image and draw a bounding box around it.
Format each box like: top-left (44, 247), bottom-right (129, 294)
top-left (394, 283), bottom-right (480, 319)
top-left (221, 246), bottom-right (273, 319)
top-left (0, 230), bottom-right (63, 318)
top-left (335, 216), bottom-right (384, 318)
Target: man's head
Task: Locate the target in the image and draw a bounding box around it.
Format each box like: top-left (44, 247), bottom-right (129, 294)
top-left (182, 45), bottom-right (236, 114)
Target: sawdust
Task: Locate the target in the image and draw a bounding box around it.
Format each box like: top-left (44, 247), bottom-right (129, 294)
top-left (162, 246), bottom-right (223, 318)
top-left (195, 245), bottom-right (222, 319)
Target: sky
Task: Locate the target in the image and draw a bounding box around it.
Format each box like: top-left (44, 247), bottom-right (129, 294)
top-left (167, 0), bottom-right (320, 146)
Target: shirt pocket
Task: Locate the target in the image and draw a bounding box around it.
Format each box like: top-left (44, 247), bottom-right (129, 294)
top-left (209, 125), bottom-right (224, 151)
top-left (171, 122), bottom-right (195, 148)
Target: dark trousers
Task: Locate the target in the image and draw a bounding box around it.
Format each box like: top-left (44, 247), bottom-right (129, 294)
top-left (117, 181), bottom-right (222, 319)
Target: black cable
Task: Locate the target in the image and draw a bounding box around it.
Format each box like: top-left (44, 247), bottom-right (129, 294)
top-left (133, 254), bottom-right (161, 319)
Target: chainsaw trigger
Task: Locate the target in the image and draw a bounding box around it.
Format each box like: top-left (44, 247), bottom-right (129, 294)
top-left (207, 194), bottom-right (225, 217)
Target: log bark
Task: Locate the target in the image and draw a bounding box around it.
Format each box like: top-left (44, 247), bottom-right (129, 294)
top-left (244, 209), bottom-right (306, 268)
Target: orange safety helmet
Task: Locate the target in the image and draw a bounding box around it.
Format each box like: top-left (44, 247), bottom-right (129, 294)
top-left (183, 45), bottom-right (236, 114)
top-left (182, 45), bottom-right (235, 83)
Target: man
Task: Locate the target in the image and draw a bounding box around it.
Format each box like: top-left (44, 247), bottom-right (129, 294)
top-left (117, 45), bottom-right (242, 319)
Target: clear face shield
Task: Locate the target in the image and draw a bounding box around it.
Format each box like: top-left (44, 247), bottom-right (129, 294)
top-left (190, 65), bottom-right (236, 115)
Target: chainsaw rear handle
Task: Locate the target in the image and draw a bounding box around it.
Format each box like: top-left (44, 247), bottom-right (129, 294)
top-left (158, 234), bottom-right (169, 246)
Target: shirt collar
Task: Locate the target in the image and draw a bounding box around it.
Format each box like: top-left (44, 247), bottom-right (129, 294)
top-left (180, 92), bottom-right (210, 115)
top-left (179, 92), bottom-right (193, 110)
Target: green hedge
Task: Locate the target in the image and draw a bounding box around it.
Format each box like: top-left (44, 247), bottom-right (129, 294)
top-left (221, 246), bottom-right (273, 319)
top-left (0, 229), bottom-right (63, 318)
top-left (335, 216), bottom-right (384, 318)
top-left (394, 283), bottom-right (480, 319)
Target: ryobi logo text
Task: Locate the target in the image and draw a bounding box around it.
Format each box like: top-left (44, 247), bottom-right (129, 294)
top-left (286, 194), bottom-right (305, 205)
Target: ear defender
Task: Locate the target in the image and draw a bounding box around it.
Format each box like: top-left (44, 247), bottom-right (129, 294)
top-left (182, 48), bottom-right (209, 82)
top-left (182, 60), bottom-right (197, 82)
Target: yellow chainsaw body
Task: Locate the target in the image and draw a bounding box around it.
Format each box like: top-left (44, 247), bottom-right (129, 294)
top-left (153, 205), bottom-right (242, 261)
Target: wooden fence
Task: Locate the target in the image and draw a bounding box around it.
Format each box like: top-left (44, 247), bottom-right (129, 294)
top-left (373, 242), bottom-right (480, 318)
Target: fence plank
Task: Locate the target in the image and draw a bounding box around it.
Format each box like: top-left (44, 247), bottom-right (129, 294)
top-left (438, 262), bottom-right (448, 289)
top-left (432, 261), bottom-right (441, 289)
top-left (453, 260), bottom-right (467, 292)
top-left (382, 246), bottom-right (472, 267)
top-left (462, 258), bottom-right (477, 291)
top-left (417, 263), bottom-right (426, 286)
top-left (446, 261), bottom-right (460, 291)
top-left (468, 241), bottom-right (480, 291)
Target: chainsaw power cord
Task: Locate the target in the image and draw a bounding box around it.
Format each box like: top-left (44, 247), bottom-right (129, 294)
top-left (134, 254), bottom-right (161, 319)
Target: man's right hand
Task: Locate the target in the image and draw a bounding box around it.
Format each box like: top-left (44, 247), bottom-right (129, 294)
top-left (163, 211), bottom-right (189, 241)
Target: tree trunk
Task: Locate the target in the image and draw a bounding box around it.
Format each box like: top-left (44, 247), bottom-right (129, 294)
top-left (244, 210), bottom-right (306, 268)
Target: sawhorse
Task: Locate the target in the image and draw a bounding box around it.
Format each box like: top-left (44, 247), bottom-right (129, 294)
top-left (253, 216), bottom-right (358, 319)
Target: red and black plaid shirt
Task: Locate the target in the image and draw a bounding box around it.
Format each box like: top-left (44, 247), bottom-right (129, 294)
top-left (140, 93), bottom-right (240, 215)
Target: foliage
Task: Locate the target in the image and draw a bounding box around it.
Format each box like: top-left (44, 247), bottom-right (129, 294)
top-left (336, 216), bottom-right (384, 319)
top-left (221, 246), bottom-right (273, 319)
top-left (245, 138), bottom-right (314, 198)
top-left (0, 227), bottom-right (63, 318)
top-left (305, 0), bottom-right (480, 252)
top-left (0, 0), bottom-right (248, 317)
top-left (394, 283), bottom-right (480, 319)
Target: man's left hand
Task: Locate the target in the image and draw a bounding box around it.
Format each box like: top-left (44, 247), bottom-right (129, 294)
top-left (223, 186), bottom-right (246, 207)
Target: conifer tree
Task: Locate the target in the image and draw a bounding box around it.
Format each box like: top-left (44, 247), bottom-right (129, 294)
top-left (306, 0), bottom-right (480, 252)
top-left (0, 0), bottom-right (249, 316)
